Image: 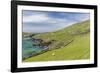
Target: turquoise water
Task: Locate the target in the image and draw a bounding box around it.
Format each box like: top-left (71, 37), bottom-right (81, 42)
top-left (22, 38), bottom-right (44, 59)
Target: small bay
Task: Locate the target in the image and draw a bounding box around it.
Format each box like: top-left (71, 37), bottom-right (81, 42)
top-left (22, 37), bottom-right (48, 60)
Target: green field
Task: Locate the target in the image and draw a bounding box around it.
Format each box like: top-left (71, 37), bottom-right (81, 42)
top-left (24, 20), bottom-right (90, 62)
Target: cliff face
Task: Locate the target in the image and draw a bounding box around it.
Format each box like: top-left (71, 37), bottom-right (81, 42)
top-left (32, 20), bottom-right (90, 50)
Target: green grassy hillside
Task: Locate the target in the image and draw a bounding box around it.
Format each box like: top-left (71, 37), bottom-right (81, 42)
top-left (24, 20), bottom-right (90, 62)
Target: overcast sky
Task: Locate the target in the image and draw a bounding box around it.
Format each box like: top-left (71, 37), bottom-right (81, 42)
top-left (22, 10), bottom-right (90, 33)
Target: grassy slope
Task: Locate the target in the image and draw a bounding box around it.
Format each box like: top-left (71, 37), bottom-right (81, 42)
top-left (24, 20), bottom-right (90, 62)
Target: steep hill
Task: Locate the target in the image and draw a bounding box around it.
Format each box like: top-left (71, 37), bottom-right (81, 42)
top-left (24, 20), bottom-right (90, 62)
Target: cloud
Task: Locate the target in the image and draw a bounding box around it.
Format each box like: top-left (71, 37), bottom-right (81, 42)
top-left (22, 11), bottom-right (90, 33)
top-left (23, 13), bottom-right (49, 23)
top-left (23, 11), bottom-right (70, 24)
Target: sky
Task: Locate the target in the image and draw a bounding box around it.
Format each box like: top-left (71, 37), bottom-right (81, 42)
top-left (22, 10), bottom-right (90, 33)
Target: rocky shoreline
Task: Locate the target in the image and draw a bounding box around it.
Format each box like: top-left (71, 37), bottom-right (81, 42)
top-left (23, 37), bottom-right (52, 60)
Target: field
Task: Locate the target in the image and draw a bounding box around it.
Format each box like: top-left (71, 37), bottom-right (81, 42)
top-left (23, 20), bottom-right (90, 62)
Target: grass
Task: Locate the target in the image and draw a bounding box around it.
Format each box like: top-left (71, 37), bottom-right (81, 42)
top-left (23, 20), bottom-right (90, 62)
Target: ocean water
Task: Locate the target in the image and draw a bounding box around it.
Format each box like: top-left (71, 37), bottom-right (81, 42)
top-left (22, 38), bottom-right (43, 59)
